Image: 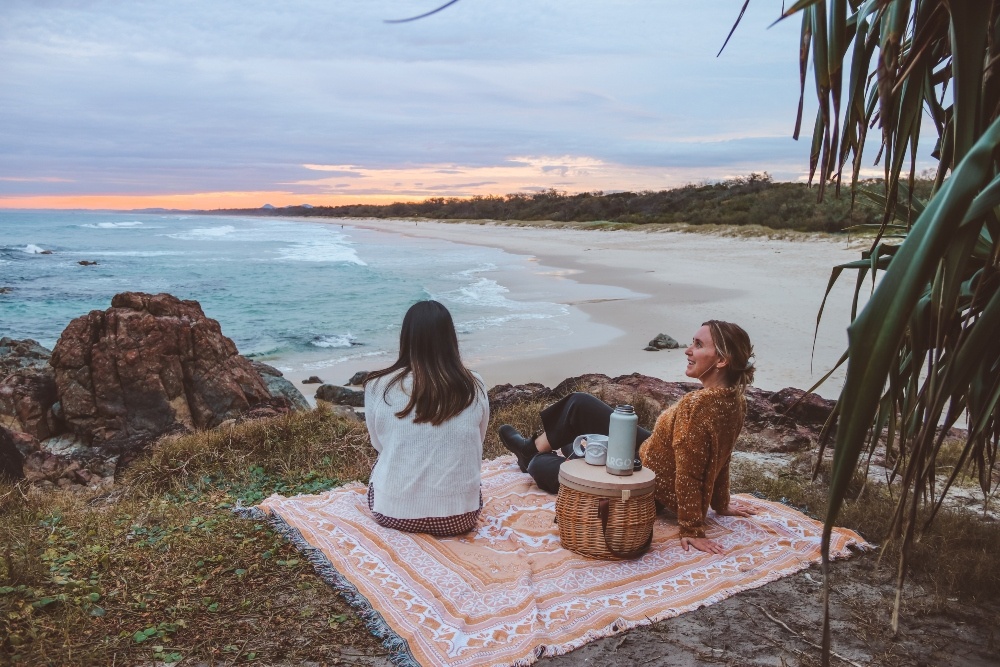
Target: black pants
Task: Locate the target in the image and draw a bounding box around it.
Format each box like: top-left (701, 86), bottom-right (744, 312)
top-left (527, 392), bottom-right (653, 494)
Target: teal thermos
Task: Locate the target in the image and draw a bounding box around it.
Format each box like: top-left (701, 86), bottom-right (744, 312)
top-left (606, 404), bottom-right (637, 476)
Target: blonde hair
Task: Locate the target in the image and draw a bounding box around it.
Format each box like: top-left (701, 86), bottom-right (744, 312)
top-left (703, 320), bottom-right (755, 390)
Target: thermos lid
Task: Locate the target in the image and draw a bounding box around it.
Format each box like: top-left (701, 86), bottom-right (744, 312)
top-left (614, 404), bottom-right (635, 414)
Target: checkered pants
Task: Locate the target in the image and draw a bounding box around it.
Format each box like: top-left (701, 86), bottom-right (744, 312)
top-left (367, 485), bottom-right (482, 536)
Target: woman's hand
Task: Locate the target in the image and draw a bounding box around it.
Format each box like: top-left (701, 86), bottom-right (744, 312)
top-left (716, 500), bottom-right (758, 517)
top-left (680, 536), bottom-right (726, 554)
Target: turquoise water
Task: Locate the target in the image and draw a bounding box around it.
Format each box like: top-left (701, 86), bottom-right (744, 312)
top-left (0, 211), bottom-right (570, 376)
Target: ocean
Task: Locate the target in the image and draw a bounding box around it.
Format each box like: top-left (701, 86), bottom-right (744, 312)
top-left (0, 211), bottom-right (594, 382)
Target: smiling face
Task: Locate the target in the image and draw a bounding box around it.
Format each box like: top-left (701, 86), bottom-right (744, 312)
top-left (685, 324), bottom-right (729, 387)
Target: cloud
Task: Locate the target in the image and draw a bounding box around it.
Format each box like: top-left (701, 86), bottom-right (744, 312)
top-left (0, 1), bottom-right (937, 208)
top-left (0, 176), bottom-right (74, 182)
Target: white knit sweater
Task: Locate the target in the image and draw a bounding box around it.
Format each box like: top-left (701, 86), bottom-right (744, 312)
top-left (365, 370), bottom-right (489, 519)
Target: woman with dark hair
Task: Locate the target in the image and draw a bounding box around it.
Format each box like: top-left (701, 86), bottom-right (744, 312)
top-left (500, 320), bottom-right (757, 554)
top-left (364, 300), bottom-right (489, 536)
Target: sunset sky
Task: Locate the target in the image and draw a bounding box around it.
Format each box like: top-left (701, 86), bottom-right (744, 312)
top-left (0, 1), bottom-right (931, 210)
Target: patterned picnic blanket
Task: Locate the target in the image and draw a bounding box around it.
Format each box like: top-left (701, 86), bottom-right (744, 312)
top-left (252, 456), bottom-right (868, 667)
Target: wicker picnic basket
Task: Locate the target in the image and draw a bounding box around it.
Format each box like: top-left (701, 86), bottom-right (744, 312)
top-left (556, 459), bottom-right (657, 560)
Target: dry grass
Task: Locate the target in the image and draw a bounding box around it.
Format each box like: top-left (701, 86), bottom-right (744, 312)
top-left (0, 408), bottom-right (382, 666)
top-left (483, 400), bottom-right (548, 460)
top-left (3, 402), bottom-right (999, 665)
top-left (731, 456), bottom-right (1000, 601)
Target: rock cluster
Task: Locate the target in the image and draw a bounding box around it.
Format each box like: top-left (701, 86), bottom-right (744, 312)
top-left (1, 293), bottom-right (311, 490)
top-left (49, 292), bottom-right (275, 453)
top-left (0, 338), bottom-right (60, 442)
top-left (490, 373), bottom-right (836, 453)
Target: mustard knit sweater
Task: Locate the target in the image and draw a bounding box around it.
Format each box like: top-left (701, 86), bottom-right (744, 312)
top-left (638, 386), bottom-right (746, 538)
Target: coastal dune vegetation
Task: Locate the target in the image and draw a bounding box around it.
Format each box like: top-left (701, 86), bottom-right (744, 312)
top-left (214, 173), bottom-right (932, 233)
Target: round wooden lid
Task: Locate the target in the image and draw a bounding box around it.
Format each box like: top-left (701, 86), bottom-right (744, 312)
top-left (558, 458), bottom-right (656, 491)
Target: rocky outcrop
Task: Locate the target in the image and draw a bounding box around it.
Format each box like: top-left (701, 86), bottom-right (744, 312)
top-left (315, 384), bottom-right (364, 407)
top-left (768, 387), bottom-right (835, 425)
top-left (319, 404), bottom-right (364, 422)
top-left (0, 338), bottom-right (61, 442)
top-left (49, 292), bottom-right (274, 454)
top-left (1, 337), bottom-right (52, 375)
top-left (491, 373), bottom-right (837, 453)
top-left (1, 426), bottom-right (24, 482)
top-left (302, 375), bottom-right (323, 384)
top-left (487, 382), bottom-right (554, 409)
top-left (22, 447), bottom-right (117, 491)
top-left (552, 373), bottom-right (699, 410)
top-left (0, 369), bottom-right (61, 441)
top-left (249, 360), bottom-right (310, 411)
top-left (0, 427), bottom-right (111, 491)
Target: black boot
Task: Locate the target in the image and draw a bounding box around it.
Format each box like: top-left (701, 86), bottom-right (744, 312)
top-left (499, 425), bottom-right (539, 473)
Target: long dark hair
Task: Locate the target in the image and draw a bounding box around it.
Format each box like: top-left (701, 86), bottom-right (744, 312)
top-left (364, 300), bottom-right (481, 425)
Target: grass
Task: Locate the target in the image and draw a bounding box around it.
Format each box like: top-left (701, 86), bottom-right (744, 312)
top-left (0, 408), bottom-right (380, 666)
top-left (3, 401), bottom-right (998, 664)
top-left (731, 454), bottom-right (1000, 601)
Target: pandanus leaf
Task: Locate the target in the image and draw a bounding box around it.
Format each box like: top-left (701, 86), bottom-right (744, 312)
top-left (828, 116), bottom-right (1000, 545)
top-left (823, 117), bottom-right (1000, 651)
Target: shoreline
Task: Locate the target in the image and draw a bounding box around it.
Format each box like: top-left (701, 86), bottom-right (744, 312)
top-left (282, 218), bottom-right (863, 400)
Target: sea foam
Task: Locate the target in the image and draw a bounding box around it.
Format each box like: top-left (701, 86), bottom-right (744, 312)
top-left (311, 333), bottom-right (357, 348)
top-left (438, 277), bottom-right (527, 310)
top-left (81, 221), bottom-right (145, 229)
top-left (166, 225), bottom-right (236, 240)
top-left (277, 237), bottom-right (366, 265)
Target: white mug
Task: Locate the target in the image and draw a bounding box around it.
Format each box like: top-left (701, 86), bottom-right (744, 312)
top-left (572, 434), bottom-right (608, 466)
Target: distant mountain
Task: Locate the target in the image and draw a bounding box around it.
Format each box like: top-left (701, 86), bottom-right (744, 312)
top-left (261, 204), bottom-right (276, 210)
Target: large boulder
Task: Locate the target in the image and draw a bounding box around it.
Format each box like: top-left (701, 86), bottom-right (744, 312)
top-left (249, 360), bottom-right (310, 411)
top-left (49, 292), bottom-right (273, 453)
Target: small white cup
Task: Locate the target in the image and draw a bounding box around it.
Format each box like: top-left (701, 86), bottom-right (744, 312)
top-left (572, 434), bottom-right (608, 466)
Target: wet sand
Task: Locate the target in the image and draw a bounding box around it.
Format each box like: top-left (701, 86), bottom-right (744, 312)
top-left (288, 220), bottom-right (865, 399)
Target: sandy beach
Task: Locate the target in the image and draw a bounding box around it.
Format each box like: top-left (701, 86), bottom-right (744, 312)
top-left (286, 220), bottom-right (865, 400)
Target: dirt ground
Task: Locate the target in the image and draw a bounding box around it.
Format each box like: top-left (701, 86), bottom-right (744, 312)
top-left (541, 555), bottom-right (999, 667)
top-left (326, 554), bottom-right (998, 667)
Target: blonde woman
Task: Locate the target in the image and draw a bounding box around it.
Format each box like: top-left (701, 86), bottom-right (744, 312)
top-left (500, 320), bottom-right (756, 554)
